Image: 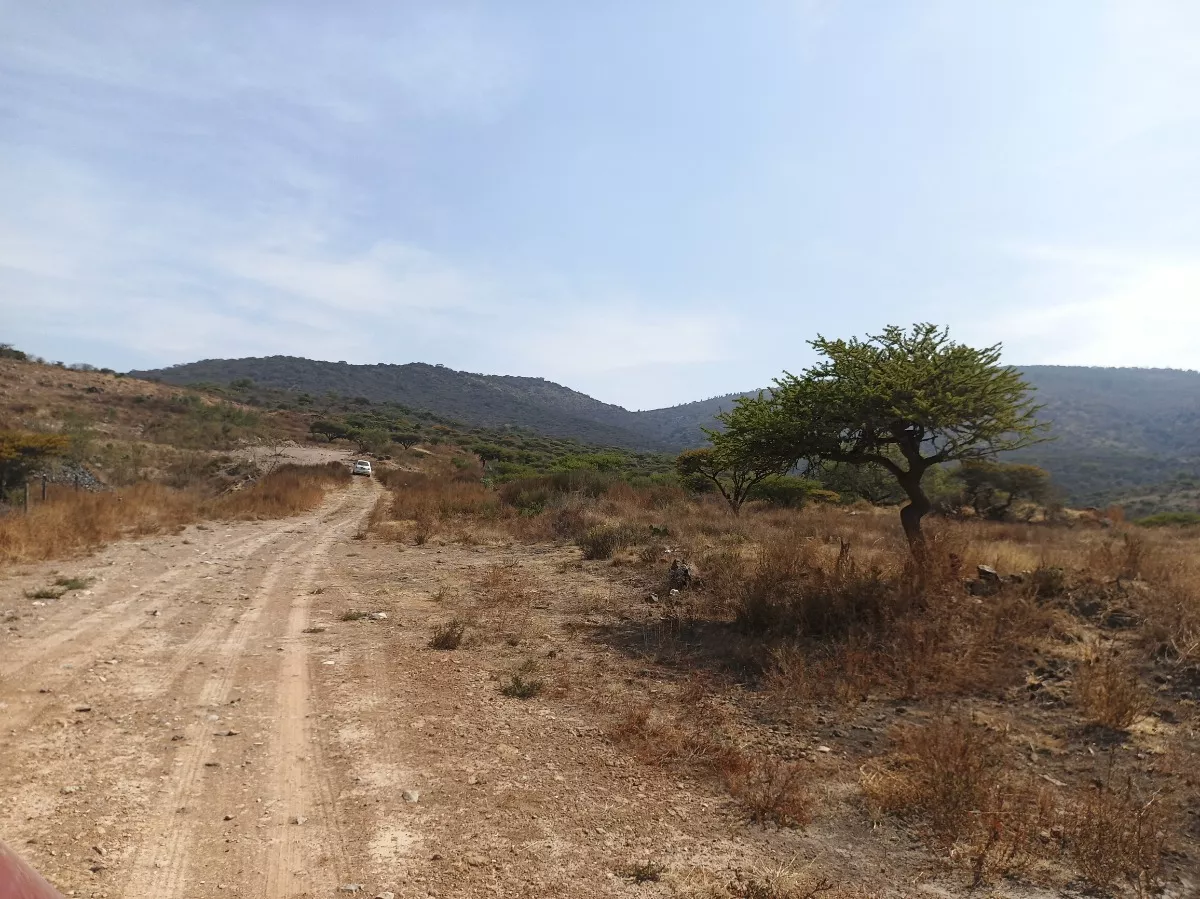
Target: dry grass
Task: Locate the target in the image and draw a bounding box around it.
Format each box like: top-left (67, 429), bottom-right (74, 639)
top-left (725, 756), bottom-right (812, 828)
top-left (1073, 650), bottom-right (1152, 730)
top-left (475, 562), bottom-right (537, 607)
top-left (428, 617), bottom-right (467, 650)
top-left (611, 701), bottom-right (811, 828)
top-left (0, 483), bottom-right (201, 565)
top-left (370, 467), bottom-right (500, 544)
top-left (1062, 759), bottom-right (1169, 894)
top-left (860, 716), bottom-right (1177, 890)
top-left (368, 466), bottom-right (1196, 890)
top-left (0, 462), bottom-right (350, 566)
top-left (213, 461), bottom-right (349, 519)
top-left (861, 716), bottom-right (1059, 885)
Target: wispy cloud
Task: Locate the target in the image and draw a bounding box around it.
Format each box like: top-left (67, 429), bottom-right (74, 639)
top-left (1, 1), bottom-right (1196, 409)
top-left (0, 2), bottom-right (529, 124)
top-left (976, 245), bottom-right (1200, 371)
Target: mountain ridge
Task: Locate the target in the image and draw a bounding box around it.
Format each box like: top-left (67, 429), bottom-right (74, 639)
top-left (131, 356), bottom-right (1200, 508)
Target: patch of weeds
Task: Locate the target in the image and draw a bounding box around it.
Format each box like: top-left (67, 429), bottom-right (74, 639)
top-left (501, 668), bottom-right (545, 699)
top-left (1063, 757), bottom-right (1169, 893)
top-left (25, 587), bottom-right (65, 600)
top-left (54, 576), bottom-right (93, 591)
top-left (727, 755), bottom-right (812, 828)
top-left (429, 618), bottom-right (467, 650)
top-left (341, 610), bottom-right (369, 621)
top-left (301, 626), bottom-right (326, 634)
top-left (577, 523), bottom-right (640, 560)
top-left (619, 860), bottom-right (666, 884)
top-left (725, 869), bottom-right (835, 899)
top-left (1073, 651), bottom-right (1150, 730)
top-left (309, 585), bottom-right (328, 595)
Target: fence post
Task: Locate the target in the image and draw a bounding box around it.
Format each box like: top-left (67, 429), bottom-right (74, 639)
top-left (75, 473), bottom-right (80, 492)
top-left (42, 475), bottom-right (47, 501)
top-left (24, 482), bottom-right (29, 514)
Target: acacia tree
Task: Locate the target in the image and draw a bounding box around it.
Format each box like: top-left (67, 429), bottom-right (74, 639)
top-left (674, 444), bottom-right (790, 515)
top-left (959, 460), bottom-right (1052, 520)
top-left (719, 324), bottom-right (1047, 547)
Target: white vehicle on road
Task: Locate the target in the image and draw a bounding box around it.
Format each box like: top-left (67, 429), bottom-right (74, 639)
top-left (352, 460), bottom-right (372, 477)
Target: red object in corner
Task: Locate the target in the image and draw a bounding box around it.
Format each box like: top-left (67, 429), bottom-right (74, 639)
top-left (0, 841), bottom-right (65, 899)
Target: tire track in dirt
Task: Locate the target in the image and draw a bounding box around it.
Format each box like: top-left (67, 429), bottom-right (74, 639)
top-left (0, 524), bottom-right (279, 682)
top-left (0, 525), bottom-right (293, 738)
top-left (260, 490), bottom-right (376, 898)
top-left (121, 483), bottom-right (375, 899)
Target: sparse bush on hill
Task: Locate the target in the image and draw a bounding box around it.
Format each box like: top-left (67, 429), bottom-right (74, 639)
top-left (674, 446), bottom-right (790, 515)
top-left (0, 430), bottom-right (71, 499)
top-left (957, 459), bottom-right (1054, 520)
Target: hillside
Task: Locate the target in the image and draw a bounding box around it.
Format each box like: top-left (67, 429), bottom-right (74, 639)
top-left (131, 357), bottom-right (1200, 509)
top-left (131, 357), bottom-right (661, 451)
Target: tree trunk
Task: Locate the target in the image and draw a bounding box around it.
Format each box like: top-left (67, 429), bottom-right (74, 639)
top-left (896, 472), bottom-right (932, 550)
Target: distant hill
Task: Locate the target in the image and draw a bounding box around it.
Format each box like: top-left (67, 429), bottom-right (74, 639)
top-left (130, 356), bottom-right (662, 450)
top-left (131, 358), bottom-right (1200, 509)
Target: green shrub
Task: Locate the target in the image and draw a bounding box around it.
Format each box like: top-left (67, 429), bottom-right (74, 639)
top-left (747, 476), bottom-right (820, 508)
top-left (499, 470), bottom-right (614, 505)
top-left (1136, 511), bottom-right (1200, 528)
top-left (501, 673), bottom-right (545, 698)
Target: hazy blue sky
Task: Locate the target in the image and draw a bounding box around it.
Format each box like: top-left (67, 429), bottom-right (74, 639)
top-left (1, 1), bottom-right (1197, 408)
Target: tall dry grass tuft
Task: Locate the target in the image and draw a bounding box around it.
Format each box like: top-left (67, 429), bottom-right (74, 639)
top-left (0, 462), bottom-right (350, 566)
top-left (212, 461), bottom-right (350, 519)
top-left (722, 529), bottom-right (1054, 700)
top-left (373, 468), bottom-right (497, 544)
top-left (1063, 758), bottom-right (1169, 893)
top-left (1072, 650), bottom-right (1151, 730)
top-left (0, 483), bottom-right (200, 565)
top-left (861, 716), bottom-right (1057, 884)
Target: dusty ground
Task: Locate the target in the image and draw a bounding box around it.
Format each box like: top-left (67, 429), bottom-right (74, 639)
top-left (6, 477), bottom-right (1193, 898)
top-left (1, 478), bottom-right (868, 899)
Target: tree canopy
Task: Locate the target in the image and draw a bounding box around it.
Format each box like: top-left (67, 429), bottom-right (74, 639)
top-left (0, 431), bottom-right (71, 499)
top-left (958, 460), bottom-right (1053, 520)
top-left (675, 444), bottom-right (790, 514)
top-left (718, 324), bottom-right (1047, 544)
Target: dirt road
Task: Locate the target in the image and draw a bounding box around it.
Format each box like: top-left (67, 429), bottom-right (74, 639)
top-left (2, 479), bottom-right (865, 899)
top-left (1, 479), bottom-right (382, 898)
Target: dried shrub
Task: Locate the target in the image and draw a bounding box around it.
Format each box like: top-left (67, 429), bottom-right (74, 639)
top-left (412, 505), bottom-right (436, 545)
top-left (726, 755), bottom-right (811, 828)
top-left (861, 716), bottom-right (1060, 884)
top-left (618, 860), bottom-right (666, 884)
top-left (476, 563), bottom-right (535, 607)
top-left (577, 522), bottom-right (641, 560)
top-left (1063, 760), bottom-right (1168, 893)
top-left (1073, 651), bottom-right (1151, 730)
top-left (429, 617), bottom-right (467, 650)
top-left (861, 716), bottom-right (1005, 847)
